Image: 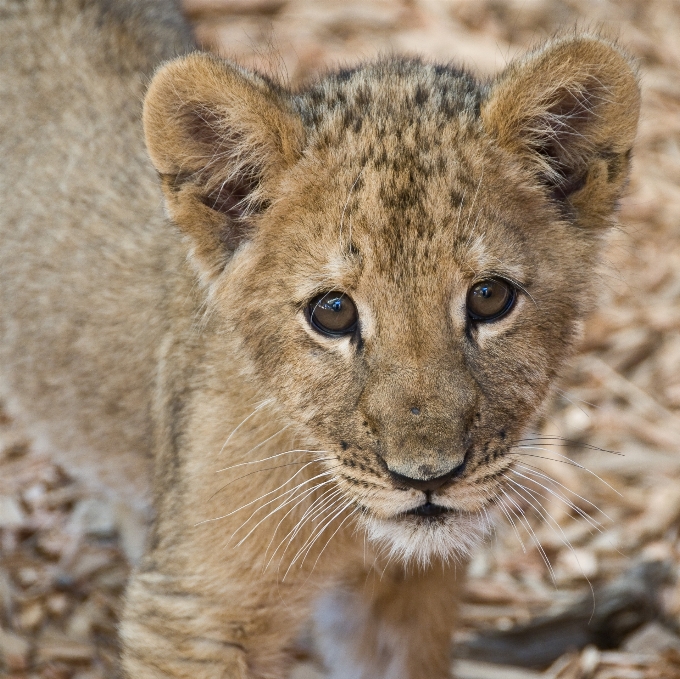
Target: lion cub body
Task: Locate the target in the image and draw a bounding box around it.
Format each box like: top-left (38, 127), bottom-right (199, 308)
top-left (0, 2), bottom-right (639, 678)
top-left (0, 0), bottom-right (194, 504)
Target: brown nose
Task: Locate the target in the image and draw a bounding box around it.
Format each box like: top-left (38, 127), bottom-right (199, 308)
top-left (388, 460), bottom-right (466, 492)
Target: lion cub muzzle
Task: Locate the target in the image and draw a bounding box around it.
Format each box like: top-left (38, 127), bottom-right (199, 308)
top-left (358, 363), bottom-right (475, 486)
top-left (387, 460), bottom-right (467, 492)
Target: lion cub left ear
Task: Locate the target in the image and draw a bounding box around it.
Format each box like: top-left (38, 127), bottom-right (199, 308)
top-left (481, 35), bottom-right (640, 224)
top-left (143, 53), bottom-right (305, 282)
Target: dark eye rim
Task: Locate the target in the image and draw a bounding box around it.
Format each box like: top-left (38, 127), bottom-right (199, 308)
top-left (306, 292), bottom-right (359, 337)
top-left (466, 278), bottom-right (517, 322)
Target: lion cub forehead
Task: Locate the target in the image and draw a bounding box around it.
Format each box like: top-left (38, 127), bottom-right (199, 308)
top-left (287, 61), bottom-right (512, 257)
top-left (288, 217), bottom-right (529, 309)
top-left (294, 58), bottom-right (482, 134)
top-left (281, 159), bottom-right (532, 292)
top-left (282, 159), bottom-right (532, 305)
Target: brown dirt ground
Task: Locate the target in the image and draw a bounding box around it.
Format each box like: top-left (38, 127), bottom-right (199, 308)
top-left (3, 1), bottom-right (680, 678)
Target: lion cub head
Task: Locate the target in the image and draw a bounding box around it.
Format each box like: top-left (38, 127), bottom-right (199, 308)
top-left (143, 35), bottom-right (639, 564)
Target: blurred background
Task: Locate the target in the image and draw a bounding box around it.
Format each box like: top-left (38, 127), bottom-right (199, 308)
top-left (2, 1), bottom-right (680, 678)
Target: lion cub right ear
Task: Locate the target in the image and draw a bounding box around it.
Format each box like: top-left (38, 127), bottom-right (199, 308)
top-left (143, 53), bottom-right (305, 283)
top-left (481, 35), bottom-right (640, 226)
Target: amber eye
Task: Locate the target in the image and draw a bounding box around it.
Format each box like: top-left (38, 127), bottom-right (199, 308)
top-left (308, 292), bottom-right (358, 336)
top-left (466, 279), bottom-right (516, 321)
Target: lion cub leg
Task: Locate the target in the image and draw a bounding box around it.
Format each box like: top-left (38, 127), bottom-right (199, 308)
top-left (121, 573), bottom-right (245, 679)
top-left (120, 564), bottom-right (312, 679)
top-left (314, 560), bottom-right (464, 679)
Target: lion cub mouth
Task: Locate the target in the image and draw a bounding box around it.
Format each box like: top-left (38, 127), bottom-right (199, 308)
top-left (403, 502), bottom-right (453, 519)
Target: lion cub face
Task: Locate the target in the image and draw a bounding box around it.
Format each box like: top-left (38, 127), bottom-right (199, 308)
top-left (144, 36), bottom-right (639, 563)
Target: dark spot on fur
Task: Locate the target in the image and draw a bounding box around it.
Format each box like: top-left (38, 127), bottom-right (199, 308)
top-left (373, 148), bottom-right (389, 169)
top-left (342, 108), bottom-right (354, 130)
top-left (355, 85), bottom-right (371, 110)
top-left (414, 85), bottom-right (428, 106)
top-left (168, 393), bottom-right (186, 464)
top-left (161, 171), bottom-right (191, 194)
top-left (379, 182), bottom-right (422, 211)
top-left (477, 469), bottom-right (506, 484)
top-left (450, 190), bottom-right (464, 208)
top-left (471, 97), bottom-right (482, 117)
top-left (309, 88), bottom-right (325, 105)
top-left (606, 150), bottom-right (626, 182)
top-left (334, 68), bottom-right (356, 82)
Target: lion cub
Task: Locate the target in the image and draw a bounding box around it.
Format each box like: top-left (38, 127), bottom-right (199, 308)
top-left (0, 0), bottom-right (639, 677)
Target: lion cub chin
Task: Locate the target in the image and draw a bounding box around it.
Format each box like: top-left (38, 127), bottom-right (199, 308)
top-left (0, 1), bottom-right (639, 676)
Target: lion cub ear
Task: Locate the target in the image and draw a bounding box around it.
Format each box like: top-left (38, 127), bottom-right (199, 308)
top-left (143, 53), bottom-right (305, 282)
top-left (481, 35), bottom-right (640, 222)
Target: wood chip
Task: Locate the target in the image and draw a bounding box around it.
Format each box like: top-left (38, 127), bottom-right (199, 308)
top-left (0, 627), bottom-right (31, 671)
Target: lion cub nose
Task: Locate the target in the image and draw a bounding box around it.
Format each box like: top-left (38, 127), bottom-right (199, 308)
top-left (388, 461), bottom-right (466, 492)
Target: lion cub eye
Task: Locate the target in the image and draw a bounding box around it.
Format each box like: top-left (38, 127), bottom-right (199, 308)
top-left (466, 279), bottom-right (516, 321)
top-left (308, 292), bottom-right (358, 336)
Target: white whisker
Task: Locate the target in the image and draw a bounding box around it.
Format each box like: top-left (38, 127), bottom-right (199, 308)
top-left (509, 447), bottom-right (622, 496)
top-left (218, 398), bottom-right (274, 454)
top-left (501, 488), bottom-right (556, 583)
top-left (275, 491), bottom-right (347, 569)
top-left (507, 479), bottom-right (596, 604)
top-left (309, 507), bottom-right (359, 575)
top-left (234, 478), bottom-right (338, 547)
top-left (509, 470), bottom-right (606, 531)
top-left (215, 448), bottom-right (330, 474)
top-left (196, 463), bottom-right (338, 526)
top-left (263, 486), bottom-right (344, 571)
top-left (512, 464), bottom-right (611, 524)
top-left (214, 427), bottom-right (292, 471)
top-left (283, 500), bottom-right (350, 579)
top-left (493, 495), bottom-right (527, 553)
top-left (208, 458), bottom-right (334, 499)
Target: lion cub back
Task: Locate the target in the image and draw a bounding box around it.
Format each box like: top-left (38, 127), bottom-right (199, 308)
top-left (0, 0), bottom-right (194, 504)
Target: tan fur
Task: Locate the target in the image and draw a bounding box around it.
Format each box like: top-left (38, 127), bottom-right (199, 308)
top-left (0, 0), bottom-right (194, 508)
top-left (0, 2), bottom-right (639, 677)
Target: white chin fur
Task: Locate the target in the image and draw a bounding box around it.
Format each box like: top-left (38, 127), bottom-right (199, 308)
top-left (362, 512), bottom-right (491, 568)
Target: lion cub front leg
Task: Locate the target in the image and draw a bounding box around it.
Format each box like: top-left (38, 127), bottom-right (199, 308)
top-left (121, 570), bottom-right (246, 679)
top-left (314, 560), bottom-right (464, 679)
top-left (120, 561), bottom-right (310, 679)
